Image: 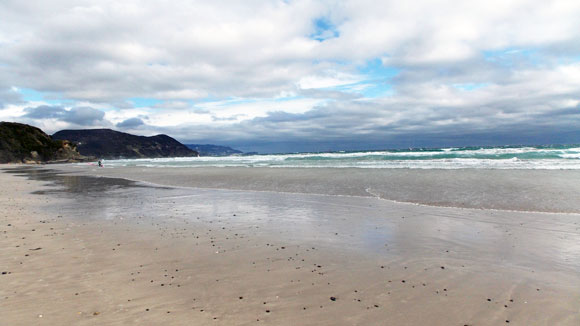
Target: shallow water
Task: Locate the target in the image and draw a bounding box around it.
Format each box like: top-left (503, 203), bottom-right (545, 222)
top-left (57, 165), bottom-right (580, 213)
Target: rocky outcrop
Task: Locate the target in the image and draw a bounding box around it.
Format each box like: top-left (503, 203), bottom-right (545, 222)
top-left (0, 122), bottom-right (86, 163)
top-left (52, 129), bottom-right (198, 159)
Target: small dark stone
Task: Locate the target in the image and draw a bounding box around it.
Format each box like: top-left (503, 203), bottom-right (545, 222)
top-left (330, 297), bottom-right (337, 301)
top-left (440, 266), bottom-right (445, 269)
top-left (265, 310), bottom-right (270, 313)
top-left (487, 298), bottom-right (491, 302)
top-left (1, 272), bottom-right (7, 275)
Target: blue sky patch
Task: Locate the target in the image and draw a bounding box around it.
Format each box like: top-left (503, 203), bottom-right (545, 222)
top-left (274, 95), bottom-right (304, 102)
top-left (358, 83), bottom-right (394, 98)
top-left (453, 83), bottom-right (489, 91)
top-left (351, 58), bottom-right (398, 97)
top-left (483, 48), bottom-right (541, 67)
top-left (18, 88), bottom-right (69, 105)
top-left (310, 17), bottom-right (339, 42)
top-left (357, 58), bottom-right (399, 78)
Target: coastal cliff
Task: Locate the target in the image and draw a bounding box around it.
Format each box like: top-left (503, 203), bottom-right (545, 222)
top-left (53, 129), bottom-right (198, 159)
top-left (0, 122), bottom-right (85, 163)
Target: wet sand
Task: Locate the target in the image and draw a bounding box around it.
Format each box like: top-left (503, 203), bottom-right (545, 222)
top-left (1, 166), bottom-right (579, 325)
top-left (54, 165), bottom-right (580, 213)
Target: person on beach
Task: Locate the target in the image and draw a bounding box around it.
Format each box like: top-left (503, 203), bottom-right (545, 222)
top-left (98, 160), bottom-right (103, 167)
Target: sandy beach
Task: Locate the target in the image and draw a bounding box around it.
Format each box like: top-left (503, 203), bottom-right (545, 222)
top-left (1, 165), bottom-right (579, 325)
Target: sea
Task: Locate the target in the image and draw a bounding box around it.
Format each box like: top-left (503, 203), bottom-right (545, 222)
top-left (101, 144), bottom-right (580, 170)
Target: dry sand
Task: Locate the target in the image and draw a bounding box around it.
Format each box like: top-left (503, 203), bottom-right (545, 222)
top-left (1, 165), bottom-right (579, 325)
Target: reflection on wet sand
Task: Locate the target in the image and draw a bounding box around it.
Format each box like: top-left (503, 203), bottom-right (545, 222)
top-left (1, 166), bottom-right (579, 325)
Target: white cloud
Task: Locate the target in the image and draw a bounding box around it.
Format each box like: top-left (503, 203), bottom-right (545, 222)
top-left (297, 72), bottom-right (362, 89)
top-left (0, 0), bottom-right (579, 149)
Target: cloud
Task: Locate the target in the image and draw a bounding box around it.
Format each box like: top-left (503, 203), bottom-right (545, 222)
top-left (8, 0), bottom-right (577, 102)
top-left (1, 1), bottom-right (580, 150)
top-left (22, 105), bottom-right (66, 119)
top-left (211, 114), bottom-right (246, 122)
top-left (0, 87), bottom-right (22, 109)
top-left (116, 117), bottom-right (145, 128)
top-left (23, 105), bottom-right (106, 125)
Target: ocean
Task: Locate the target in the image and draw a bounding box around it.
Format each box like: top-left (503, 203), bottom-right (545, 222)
top-left (101, 144), bottom-right (580, 169)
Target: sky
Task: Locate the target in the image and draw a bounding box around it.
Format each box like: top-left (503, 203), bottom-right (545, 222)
top-left (1, 0), bottom-right (579, 153)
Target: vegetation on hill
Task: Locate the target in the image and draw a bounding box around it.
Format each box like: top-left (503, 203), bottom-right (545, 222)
top-left (0, 122), bottom-right (85, 163)
top-left (53, 129), bottom-right (198, 159)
